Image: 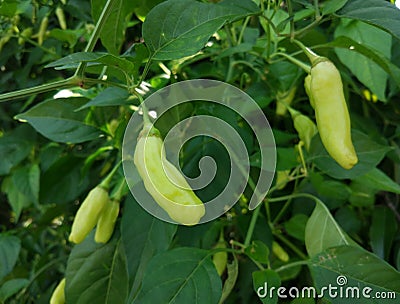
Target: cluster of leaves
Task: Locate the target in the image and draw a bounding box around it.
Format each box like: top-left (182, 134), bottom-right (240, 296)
top-left (1, 0), bottom-right (400, 303)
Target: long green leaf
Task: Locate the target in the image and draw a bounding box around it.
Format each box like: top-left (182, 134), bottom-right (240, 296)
top-left (353, 168), bottom-right (400, 194)
top-left (321, 0), bottom-right (349, 15)
top-left (45, 52), bottom-right (135, 74)
top-left (334, 20), bottom-right (391, 100)
top-left (305, 198), bottom-right (357, 257)
top-left (142, 0), bottom-right (259, 60)
top-left (40, 155), bottom-right (90, 204)
top-left (0, 125), bottom-right (35, 175)
top-left (121, 196), bottom-right (177, 301)
top-left (15, 97), bottom-right (102, 144)
top-left (320, 36), bottom-right (400, 88)
top-left (66, 233), bottom-right (129, 304)
top-left (369, 207), bottom-right (398, 260)
top-left (2, 164), bottom-right (40, 221)
top-left (91, 0), bottom-right (133, 54)
top-left (309, 130), bottom-right (392, 179)
top-left (0, 278), bottom-right (29, 302)
top-left (337, 0), bottom-right (400, 40)
top-left (0, 235), bottom-right (21, 281)
top-left (12, 164), bottom-right (40, 205)
top-left (133, 247), bottom-right (222, 303)
top-left (309, 245), bottom-right (400, 303)
top-left (77, 87), bottom-right (131, 110)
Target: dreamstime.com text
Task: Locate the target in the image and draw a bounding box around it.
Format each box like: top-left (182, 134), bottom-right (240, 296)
top-left (256, 275), bottom-right (396, 300)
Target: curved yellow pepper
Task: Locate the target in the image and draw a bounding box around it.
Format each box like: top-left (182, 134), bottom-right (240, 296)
top-left (50, 278), bottom-right (65, 304)
top-left (69, 186), bottom-right (109, 244)
top-left (305, 59), bottom-right (358, 169)
top-left (95, 199), bottom-right (120, 244)
top-left (134, 124), bottom-right (205, 225)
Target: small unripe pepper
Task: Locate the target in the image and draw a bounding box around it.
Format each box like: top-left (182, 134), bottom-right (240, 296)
top-left (50, 278), bottom-right (65, 304)
top-left (18, 27), bottom-right (33, 45)
top-left (134, 123), bottom-right (205, 225)
top-left (272, 241), bottom-right (289, 262)
top-left (305, 59), bottom-right (358, 169)
top-left (55, 7), bottom-right (67, 30)
top-left (37, 16), bottom-right (48, 45)
top-left (288, 108), bottom-right (318, 151)
top-left (276, 86), bottom-right (297, 116)
top-left (95, 199), bottom-right (120, 243)
top-left (212, 233), bottom-right (228, 276)
top-left (69, 186), bottom-right (109, 244)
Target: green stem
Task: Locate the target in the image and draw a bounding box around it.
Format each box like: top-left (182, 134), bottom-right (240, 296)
top-left (264, 197), bottom-right (272, 224)
top-left (272, 52), bottom-right (311, 73)
top-left (244, 204), bottom-right (262, 247)
top-left (13, 34), bottom-right (59, 56)
top-left (268, 192), bottom-right (320, 204)
top-left (111, 177), bottom-right (127, 200)
top-left (133, 90), bottom-right (151, 124)
top-left (224, 26), bottom-right (235, 82)
top-left (274, 233), bottom-right (308, 260)
top-left (225, 61), bottom-right (234, 83)
top-left (142, 104), bottom-right (151, 125)
top-left (209, 247), bottom-right (243, 256)
top-left (261, 14), bottom-right (279, 36)
top-left (250, 257), bottom-right (266, 271)
top-left (134, 57), bottom-right (153, 89)
top-left (83, 77), bottom-right (127, 89)
top-left (296, 142), bottom-right (308, 176)
top-left (0, 77), bottom-right (78, 102)
top-left (265, 16), bottom-right (272, 58)
top-left (267, 169), bottom-right (305, 194)
top-left (229, 149), bottom-right (269, 247)
top-left (286, 0), bottom-right (295, 40)
top-left (0, 76), bottom-right (126, 103)
top-left (272, 197), bottom-right (293, 225)
top-left (237, 16), bottom-right (250, 45)
top-left (230, 240), bottom-right (246, 250)
top-left (230, 151), bottom-right (267, 222)
top-left (275, 260), bottom-right (309, 273)
top-left (313, 0), bottom-right (321, 19)
top-left (100, 160), bottom-right (122, 189)
top-left (294, 17), bottom-right (322, 37)
top-left (292, 39), bottom-right (320, 64)
top-left (74, 0), bottom-right (118, 77)
top-left (173, 52), bottom-right (213, 74)
top-left (232, 60), bottom-right (266, 79)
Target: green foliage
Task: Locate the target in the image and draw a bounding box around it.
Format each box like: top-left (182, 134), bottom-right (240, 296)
top-left (15, 97), bottom-right (102, 143)
top-left (309, 245), bottom-right (400, 303)
top-left (133, 247), bottom-right (222, 303)
top-left (142, 0), bottom-right (259, 60)
top-left (66, 232), bottom-right (129, 303)
top-left (1, 0), bottom-right (400, 303)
